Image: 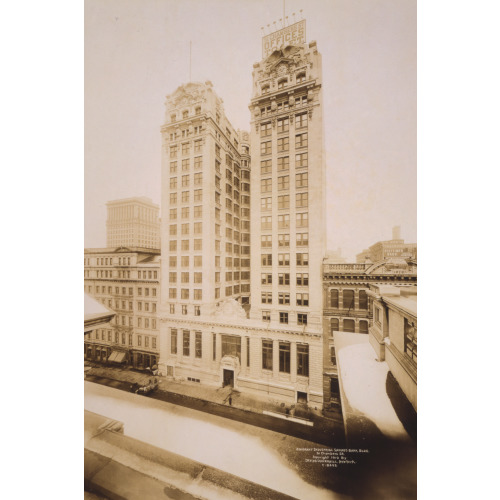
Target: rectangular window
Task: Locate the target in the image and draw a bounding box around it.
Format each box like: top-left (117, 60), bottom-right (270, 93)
top-left (261, 141), bottom-right (272, 155)
top-left (181, 191), bottom-right (189, 203)
top-left (261, 122), bottom-right (272, 137)
top-left (262, 310), bottom-right (271, 321)
top-left (279, 342), bottom-right (291, 373)
top-left (296, 212), bottom-right (309, 228)
top-left (278, 273), bottom-right (290, 285)
top-left (261, 159), bottom-right (272, 175)
top-left (261, 292), bottom-right (272, 304)
top-left (296, 172), bottom-right (308, 188)
top-left (169, 224), bottom-right (177, 236)
top-left (170, 192), bottom-right (177, 204)
top-left (194, 205), bottom-right (202, 218)
top-left (404, 320), bottom-right (417, 363)
top-left (297, 344), bottom-right (309, 376)
top-left (169, 208), bottom-right (177, 220)
top-left (182, 158), bottom-right (190, 171)
top-left (278, 176), bottom-right (289, 191)
top-left (194, 173), bottom-right (203, 185)
top-left (278, 214), bottom-right (289, 229)
top-left (221, 335), bottom-right (241, 362)
top-left (262, 340), bottom-right (273, 370)
top-left (277, 137), bottom-right (289, 152)
top-left (279, 312), bottom-right (288, 324)
top-left (261, 254), bottom-right (272, 266)
top-left (296, 152), bottom-right (308, 168)
top-left (296, 192), bottom-right (308, 208)
top-left (330, 289), bottom-right (339, 308)
top-left (296, 293), bottom-right (309, 306)
top-left (359, 290), bottom-right (368, 310)
top-left (183, 330), bottom-right (190, 356)
top-left (261, 178), bottom-right (272, 193)
top-left (194, 289), bottom-right (202, 300)
top-left (195, 332), bottom-right (202, 358)
top-left (182, 143), bottom-right (190, 155)
top-left (169, 288), bottom-right (177, 299)
top-left (170, 161), bottom-right (177, 173)
top-left (261, 216), bottom-right (272, 230)
top-left (278, 253), bottom-right (290, 266)
top-left (343, 290), bottom-right (354, 309)
top-left (278, 292), bottom-right (290, 305)
top-left (278, 195), bottom-right (290, 209)
top-left (261, 273), bottom-right (272, 285)
top-left (277, 117), bottom-right (289, 133)
top-left (261, 197), bottom-right (272, 211)
top-left (261, 235), bottom-right (272, 248)
top-left (278, 234), bottom-right (290, 247)
top-left (296, 233), bottom-right (309, 246)
top-left (277, 156), bottom-right (289, 171)
top-left (296, 113), bottom-right (308, 129)
top-left (295, 132), bottom-right (308, 149)
top-left (181, 272), bottom-right (189, 283)
top-left (296, 253), bottom-right (309, 266)
top-left (171, 329), bottom-right (177, 354)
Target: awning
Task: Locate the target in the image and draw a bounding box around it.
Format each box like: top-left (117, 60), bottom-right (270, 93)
top-left (107, 351), bottom-right (118, 362)
top-left (114, 352), bottom-right (127, 363)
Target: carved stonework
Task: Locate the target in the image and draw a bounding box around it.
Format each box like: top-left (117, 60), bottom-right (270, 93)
top-left (271, 117), bottom-right (276, 128)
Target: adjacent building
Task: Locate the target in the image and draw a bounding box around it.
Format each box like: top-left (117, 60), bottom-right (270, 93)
top-left (84, 247), bottom-right (160, 369)
top-left (106, 197), bottom-right (161, 250)
top-left (322, 258), bottom-right (417, 410)
top-left (368, 284), bottom-right (417, 410)
top-left (158, 23), bottom-right (326, 408)
top-left (356, 226), bottom-right (417, 263)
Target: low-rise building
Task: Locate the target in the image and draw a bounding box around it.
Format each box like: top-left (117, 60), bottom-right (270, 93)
top-left (322, 259), bottom-right (416, 410)
top-left (356, 226), bottom-right (417, 263)
top-left (84, 247), bottom-right (160, 370)
top-left (368, 284), bottom-right (417, 410)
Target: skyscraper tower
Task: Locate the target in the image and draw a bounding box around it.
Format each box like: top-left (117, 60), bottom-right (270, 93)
top-left (249, 35), bottom-right (326, 329)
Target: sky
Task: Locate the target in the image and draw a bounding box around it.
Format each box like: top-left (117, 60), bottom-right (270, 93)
top-left (85, 0), bottom-right (416, 261)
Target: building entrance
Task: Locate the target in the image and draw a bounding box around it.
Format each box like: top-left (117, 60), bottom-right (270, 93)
top-left (223, 369), bottom-right (234, 388)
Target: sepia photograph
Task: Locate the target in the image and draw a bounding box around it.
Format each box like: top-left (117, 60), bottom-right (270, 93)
top-left (84, 1), bottom-right (417, 499)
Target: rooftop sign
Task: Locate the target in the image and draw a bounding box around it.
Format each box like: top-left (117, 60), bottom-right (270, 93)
top-left (262, 20), bottom-right (306, 59)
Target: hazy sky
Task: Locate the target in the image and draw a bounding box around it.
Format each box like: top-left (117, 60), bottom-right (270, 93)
top-left (85, 0), bottom-right (416, 260)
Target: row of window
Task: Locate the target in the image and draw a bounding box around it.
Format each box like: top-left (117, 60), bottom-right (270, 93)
top-left (259, 93), bottom-right (308, 114)
top-left (261, 233), bottom-right (308, 247)
top-left (170, 106), bottom-right (202, 122)
top-left (329, 289), bottom-right (368, 310)
top-left (261, 272), bottom-right (309, 286)
top-left (88, 329), bottom-right (158, 348)
top-left (261, 213), bottom-right (309, 230)
top-left (169, 189), bottom-right (203, 204)
top-left (260, 192), bottom-right (309, 211)
top-left (261, 292), bottom-right (309, 306)
top-left (261, 171), bottom-right (308, 192)
top-left (169, 173), bottom-right (203, 189)
top-left (330, 318), bottom-right (368, 334)
top-left (167, 288), bottom-right (203, 300)
top-left (166, 255), bottom-right (204, 266)
top-left (168, 124), bottom-right (203, 142)
top-left (261, 253), bottom-right (309, 266)
top-left (101, 298), bottom-right (157, 313)
top-left (169, 330), bottom-right (309, 376)
top-left (89, 286), bottom-right (157, 297)
top-left (87, 257), bottom-right (132, 266)
top-left (169, 206), bottom-right (203, 219)
top-left (110, 314), bottom-right (158, 330)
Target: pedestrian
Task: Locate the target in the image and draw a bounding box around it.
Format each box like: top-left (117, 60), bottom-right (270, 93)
top-left (228, 395), bottom-right (232, 406)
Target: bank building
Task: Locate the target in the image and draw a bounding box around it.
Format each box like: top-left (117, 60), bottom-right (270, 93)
top-left (159, 21), bottom-right (326, 408)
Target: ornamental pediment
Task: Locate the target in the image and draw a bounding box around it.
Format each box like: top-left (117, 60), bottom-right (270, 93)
top-left (166, 82), bottom-right (207, 109)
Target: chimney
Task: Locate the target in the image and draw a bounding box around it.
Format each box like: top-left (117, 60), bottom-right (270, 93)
top-left (392, 225), bottom-right (401, 240)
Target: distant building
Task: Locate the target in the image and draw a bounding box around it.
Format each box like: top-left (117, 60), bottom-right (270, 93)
top-left (325, 248), bottom-right (346, 264)
top-left (106, 197), bottom-right (160, 250)
top-left (84, 247), bottom-right (160, 369)
top-left (322, 259), bottom-right (416, 410)
top-left (368, 284), bottom-right (417, 410)
top-left (356, 226), bottom-right (416, 263)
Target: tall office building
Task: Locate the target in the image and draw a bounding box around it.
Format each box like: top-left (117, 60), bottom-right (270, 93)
top-left (249, 37), bottom-right (326, 328)
top-left (106, 197), bottom-right (160, 250)
top-left (158, 23), bottom-right (326, 408)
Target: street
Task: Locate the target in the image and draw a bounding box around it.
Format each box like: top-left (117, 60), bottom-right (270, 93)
top-left (85, 381), bottom-right (351, 500)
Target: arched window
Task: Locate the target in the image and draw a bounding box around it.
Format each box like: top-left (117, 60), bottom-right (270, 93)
top-left (296, 73), bottom-right (306, 83)
top-left (330, 289), bottom-right (339, 308)
top-left (261, 84), bottom-right (270, 94)
top-left (343, 319), bottom-right (355, 333)
top-left (359, 320), bottom-right (368, 334)
top-left (278, 79), bottom-right (287, 89)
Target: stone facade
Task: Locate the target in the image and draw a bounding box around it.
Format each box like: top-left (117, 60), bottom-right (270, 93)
top-left (84, 247), bottom-right (160, 370)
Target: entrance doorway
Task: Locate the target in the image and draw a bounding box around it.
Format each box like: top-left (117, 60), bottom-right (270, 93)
top-left (223, 369), bottom-right (234, 388)
top-left (297, 391), bottom-right (308, 404)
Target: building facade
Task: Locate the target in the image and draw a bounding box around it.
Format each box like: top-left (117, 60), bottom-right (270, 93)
top-left (106, 197), bottom-right (161, 250)
top-left (84, 247), bottom-right (160, 369)
top-left (157, 30), bottom-right (326, 408)
top-left (322, 259), bottom-right (417, 410)
top-left (368, 284), bottom-right (417, 410)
